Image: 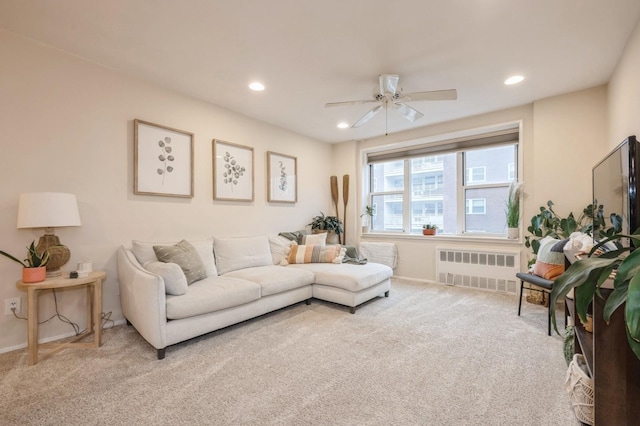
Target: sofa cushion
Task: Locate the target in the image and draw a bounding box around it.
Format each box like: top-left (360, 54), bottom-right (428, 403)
top-left (132, 237), bottom-right (217, 276)
top-left (288, 262), bottom-right (393, 292)
top-left (214, 235), bottom-right (273, 275)
top-left (224, 265), bottom-right (315, 297)
top-left (144, 261), bottom-right (189, 295)
top-left (153, 240), bottom-right (208, 284)
top-left (281, 245), bottom-right (346, 265)
top-left (533, 237), bottom-right (569, 280)
top-left (165, 276), bottom-right (261, 320)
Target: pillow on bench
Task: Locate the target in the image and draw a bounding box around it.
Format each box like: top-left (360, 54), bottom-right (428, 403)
top-left (533, 237), bottom-right (569, 280)
top-left (281, 245), bottom-right (346, 265)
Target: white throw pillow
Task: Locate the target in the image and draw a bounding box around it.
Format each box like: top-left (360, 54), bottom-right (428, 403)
top-left (302, 232), bottom-right (327, 246)
top-left (269, 235), bottom-right (297, 265)
top-left (132, 237), bottom-right (217, 276)
top-left (213, 235), bottom-right (273, 275)
top-left (144, 261), bottom-right (189, 295)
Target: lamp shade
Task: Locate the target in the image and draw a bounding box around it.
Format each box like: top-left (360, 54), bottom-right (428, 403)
top-left (17, 192), bottom-right (81, 229)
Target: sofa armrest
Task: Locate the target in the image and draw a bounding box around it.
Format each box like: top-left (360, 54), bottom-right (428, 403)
top-left (117, 245), bottom-right (168, 350)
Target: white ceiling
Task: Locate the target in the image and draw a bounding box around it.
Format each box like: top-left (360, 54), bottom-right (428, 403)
top-left (1, 1), bottom-right (639, 143)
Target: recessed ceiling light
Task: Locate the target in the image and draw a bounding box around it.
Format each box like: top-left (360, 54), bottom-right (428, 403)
top-left (249, 82), bottom-right (265, 91)
top-left (504, 75), bottom-right (525, 85)
top-left (337, 122), bottom-right (349, 129)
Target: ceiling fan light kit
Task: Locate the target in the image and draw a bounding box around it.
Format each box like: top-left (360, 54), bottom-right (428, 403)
top-left (325, 74), bottom-right (457, 130)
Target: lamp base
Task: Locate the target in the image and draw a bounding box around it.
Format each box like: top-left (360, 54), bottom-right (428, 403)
top-left (36, 234), bottom-right (70, 277)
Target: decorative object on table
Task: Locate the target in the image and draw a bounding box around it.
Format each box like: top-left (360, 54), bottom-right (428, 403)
top-left (16, 192), bottom-right (81, 277)
top-left (360, 205), bottom-right (375, 232)
top-left (550, 231), bottom-right (640, 361)
top-left (213, 139), bottom-right (254, 201)
top-left (330, 176), bottom-right (340, 240)
top-left (505, 181), bottom-right (522, 239)
top-left (1, 241), bottom-right (50, 283)
top-left (267, 151), bottom-right (297, 203)
top-left (342, 174), bottom-right (349, 245)
top-left (76, 260), bottom-right (93, 278)
top-left (134, 119), bottom-right (194, 198)
top-left (422, 224), bottom-right (437, 235)
top-left (308, 212), bottom-right (343, 245)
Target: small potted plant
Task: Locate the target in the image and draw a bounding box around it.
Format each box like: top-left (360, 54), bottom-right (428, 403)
top-left (308, 212), bottom-right (343, 244)
top-left (0, 241), bottom-right (50, 283)
top-left (422, 224), bottom-right (438, 236)
top-left (360, 205), bottom-right (375, 232)
top-left (505, 182), bottom-right (522, 239)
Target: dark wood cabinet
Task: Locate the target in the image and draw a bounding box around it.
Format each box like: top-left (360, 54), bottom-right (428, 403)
top-left (566, 289), bottom-right (640, 424)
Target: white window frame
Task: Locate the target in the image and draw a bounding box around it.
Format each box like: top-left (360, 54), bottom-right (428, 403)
top-left (363, 121), bottom-right (522, 239)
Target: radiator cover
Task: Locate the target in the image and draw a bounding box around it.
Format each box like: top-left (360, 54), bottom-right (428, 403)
top-left (436, 247), bottom-right (520, 294)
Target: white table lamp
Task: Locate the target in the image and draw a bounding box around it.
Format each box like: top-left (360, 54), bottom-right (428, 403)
top-left (17, 192), bottom-right (81, 277)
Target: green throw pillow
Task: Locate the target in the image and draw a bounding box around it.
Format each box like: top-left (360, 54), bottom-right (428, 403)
top-left (153, 240), bottom-right (207, 284)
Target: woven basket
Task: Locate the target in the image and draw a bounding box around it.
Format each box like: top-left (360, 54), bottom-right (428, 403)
top-left (565, 354), bottom-right (594, 425)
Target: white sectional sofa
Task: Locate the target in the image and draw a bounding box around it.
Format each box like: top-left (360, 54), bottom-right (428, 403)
top-left (117, 235), bottom-right (393, 359)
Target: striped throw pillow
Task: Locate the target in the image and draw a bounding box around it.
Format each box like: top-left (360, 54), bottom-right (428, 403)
top-left (281, 245), bottom-right (346, 265)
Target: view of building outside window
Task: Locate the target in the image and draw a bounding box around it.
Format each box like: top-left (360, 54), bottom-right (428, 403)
top-left (368, 144), bottom-right (516, 235)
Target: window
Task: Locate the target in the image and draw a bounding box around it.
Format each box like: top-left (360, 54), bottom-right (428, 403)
top-left (466, 166), bottom-right (486, 183)
top-left (466, 198), bottom-right (486, 214)
top-left (365, 127), bottom-right (518, 236)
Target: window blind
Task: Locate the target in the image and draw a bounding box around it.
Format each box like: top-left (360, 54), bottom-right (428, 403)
top-left (366, 128), bottom-right (519, 163)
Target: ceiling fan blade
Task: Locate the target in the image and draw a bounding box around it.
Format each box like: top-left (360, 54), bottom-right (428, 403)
top-left (401, 89), bottom-right (458, 102)
top-left (394, 102), bottom-right (424, 122)
top-left (352, 105), bottom-right (384, 128)
top-left (380, 74), bottom-right (399, 95)
top-left (325, 99), bottom-right (378, 108)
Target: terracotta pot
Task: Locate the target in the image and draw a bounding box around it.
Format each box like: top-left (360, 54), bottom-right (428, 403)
top-left (423, 229), bottom-right (437, 236)
top-left (22, 266), bottom-right (46, 283)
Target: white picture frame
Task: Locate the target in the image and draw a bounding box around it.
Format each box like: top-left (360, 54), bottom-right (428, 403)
top-left (213, 139), bottom-right (254, 201)
top-left (134, 119), bottom-right (194, 198)
top-left (267, 151), bottom-right (297, 203)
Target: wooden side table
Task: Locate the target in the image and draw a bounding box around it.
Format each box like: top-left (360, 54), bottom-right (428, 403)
top-left (16, 270), bottom-right (106, 366)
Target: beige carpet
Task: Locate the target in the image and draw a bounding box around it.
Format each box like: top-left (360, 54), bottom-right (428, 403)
top-left (0, 279), bottom-right (578, 425)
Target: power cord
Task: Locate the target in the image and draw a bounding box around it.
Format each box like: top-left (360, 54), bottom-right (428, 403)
top-left (10, 289), bottom-right (115, 332)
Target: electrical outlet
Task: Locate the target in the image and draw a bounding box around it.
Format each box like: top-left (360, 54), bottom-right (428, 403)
top-left (5, 297), bottom-right (21, 315)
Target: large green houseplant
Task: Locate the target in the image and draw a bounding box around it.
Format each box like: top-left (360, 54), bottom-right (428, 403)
top-left (550, 231), bottom-right (640, 360)
top-left (524, 200), bottom-right (620, 266)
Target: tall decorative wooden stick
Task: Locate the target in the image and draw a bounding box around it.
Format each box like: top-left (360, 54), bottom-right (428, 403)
top-left (342, 174), bottom-right (349, 245)
top-left (330, 176), bottom-right (339, 241)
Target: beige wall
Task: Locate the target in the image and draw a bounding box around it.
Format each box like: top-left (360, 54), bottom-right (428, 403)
top-left (0, 29), bottom-right (332, 351)
top-left (609, 17), bottom-right (640, 150)
top-left (531, 86), bottom-right (608, 216)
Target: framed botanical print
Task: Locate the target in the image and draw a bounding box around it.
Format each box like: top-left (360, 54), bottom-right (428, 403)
top-left (134, 119), bottom-right (194, 198)
top-left (267, 151), bottom-right (297, 203)
top-left (213, 139), bottom-right (254, 201)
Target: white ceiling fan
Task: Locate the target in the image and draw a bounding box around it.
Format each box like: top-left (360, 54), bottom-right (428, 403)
top-left (325, 74), bottom-right (457, 128)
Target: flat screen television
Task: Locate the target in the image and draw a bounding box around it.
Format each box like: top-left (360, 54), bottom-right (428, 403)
top-left (592, 135), bottom-right (640, 247)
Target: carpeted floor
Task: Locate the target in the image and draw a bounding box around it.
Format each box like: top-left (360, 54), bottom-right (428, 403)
top-left (0, 279), bottom-right (578, 425)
